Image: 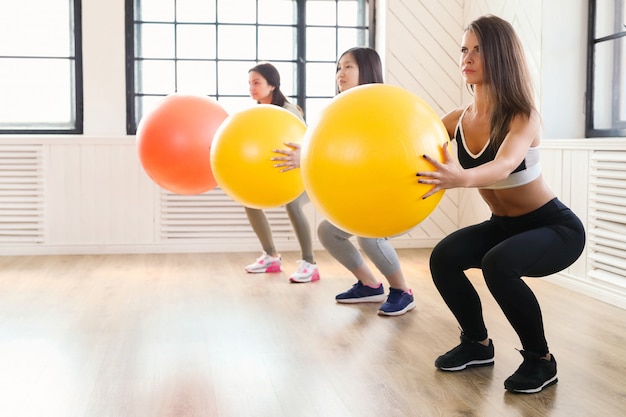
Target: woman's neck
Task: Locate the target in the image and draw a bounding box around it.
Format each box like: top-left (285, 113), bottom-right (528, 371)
top-left (470, 85), bottom-right (491, 116)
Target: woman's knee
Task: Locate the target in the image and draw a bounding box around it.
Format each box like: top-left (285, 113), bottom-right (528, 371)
top-left (480, 250), bottom-right (517, 291)
top-left (429, 235), bottom-right (474, 286)
top-left (429, 238), bottom-right (456, 274)
top-left (318, 220), bottom-right (347, 246)
top-left (356, 236), bottom-right (382, 254)
top-left (286, 192), bottom-right (306, 210)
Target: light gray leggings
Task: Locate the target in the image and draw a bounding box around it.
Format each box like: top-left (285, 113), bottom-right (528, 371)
top-left (317, 219), bottom-right (400, 277)
top-left (244, 193), bottom-right (314, 263)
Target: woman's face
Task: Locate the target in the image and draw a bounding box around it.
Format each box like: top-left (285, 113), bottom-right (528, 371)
top-left (248, 71), bottom-right (274, 103)
top-left (459, 30), bottom-right (483, 86)
top-left (336, 53), bottom-right (360, 93)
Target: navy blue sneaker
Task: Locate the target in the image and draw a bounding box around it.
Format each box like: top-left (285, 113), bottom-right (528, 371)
top-left (378, 288), bottom-right (416, 316)
top-left (335, 281), bottom-right (385, 303)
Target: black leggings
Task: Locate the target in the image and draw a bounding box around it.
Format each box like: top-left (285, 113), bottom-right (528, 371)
top-left (430, 198), bottom-right (585, 355)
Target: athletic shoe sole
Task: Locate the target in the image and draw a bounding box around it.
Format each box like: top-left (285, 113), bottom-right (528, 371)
top-left (289, 271), bottom-right (320, 283)
top-left (377, 300), bottom-right (417, 316)
top-left (336, 294), bottom-right (387, 304)
top-left (437, 358), bottom-right (495, 372)
top-left (245, 264), bottom-right (282, 273)
top-left (505, 376), bottom-right (558, 394)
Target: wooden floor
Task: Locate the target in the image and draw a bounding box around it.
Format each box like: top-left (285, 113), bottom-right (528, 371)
top-left (0, 249), bottom-right (625, 417)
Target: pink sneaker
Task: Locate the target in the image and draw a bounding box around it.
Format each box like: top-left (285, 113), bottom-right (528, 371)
top-left (245, 252), bottom-right (282, 273)
top-left (289, 260), bottom-right (320, 283)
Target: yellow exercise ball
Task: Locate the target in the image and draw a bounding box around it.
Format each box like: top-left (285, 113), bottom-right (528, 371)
top-left (301, 84), bottom-right (448, 238)
top-left (210, 105), bottom-right (307, 209)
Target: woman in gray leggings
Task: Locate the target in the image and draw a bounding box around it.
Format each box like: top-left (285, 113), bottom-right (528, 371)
top-left (325, 48), bottom-right (415, 316)
top-left (273, 47), bottom-right (416, 315)
top-left (244, 63), bottom-right (319, 283)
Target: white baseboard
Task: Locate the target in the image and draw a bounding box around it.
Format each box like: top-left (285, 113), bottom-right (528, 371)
top-left (546, 272), bottom-right (626, 310)
top-left (0, 237), bottom-right (441, 256)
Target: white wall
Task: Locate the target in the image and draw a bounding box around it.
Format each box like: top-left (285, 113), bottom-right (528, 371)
top-left (82, 0), bottom-right (127, 136)
top-left (541, 0), bottom-right (588, 138)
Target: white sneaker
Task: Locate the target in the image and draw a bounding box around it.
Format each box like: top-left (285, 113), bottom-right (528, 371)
top-left (245, 252), bottom-right (282, 273)
top-left (289, 260), bottom-right (320, 283)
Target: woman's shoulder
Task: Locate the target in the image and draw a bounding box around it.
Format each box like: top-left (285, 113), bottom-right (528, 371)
top-left (442, 106), bottom-right (466, 120)
top-left (509, 108), bottom-right (542, 132)
top-left (441, 106), bottom-right (466, 138)
top-left (282, 101), bottom-right (304, 120)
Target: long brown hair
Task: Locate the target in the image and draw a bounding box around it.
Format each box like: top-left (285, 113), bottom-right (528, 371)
top-left (466, 15), bottom-right (536, 149)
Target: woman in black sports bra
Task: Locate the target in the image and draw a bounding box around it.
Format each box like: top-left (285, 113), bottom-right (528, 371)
top-left (416, 15), bottom-right (585, 394)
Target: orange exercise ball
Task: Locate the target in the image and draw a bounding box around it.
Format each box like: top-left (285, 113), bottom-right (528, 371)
top-left (301, 84), bottom-right (449, 238)
top-left (136, 94), bottom-right (229, 195)
top-left (210, 105), bottom-right (306, 209)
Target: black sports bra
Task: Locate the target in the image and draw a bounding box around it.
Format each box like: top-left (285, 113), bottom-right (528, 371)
top-left (454, 107), bottom-right (541, 190)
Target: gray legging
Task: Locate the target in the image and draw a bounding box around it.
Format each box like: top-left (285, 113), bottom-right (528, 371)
top-left (317, 219), bottom-right (400, 277)
top-left (245, 192), bottom-right (314, 263)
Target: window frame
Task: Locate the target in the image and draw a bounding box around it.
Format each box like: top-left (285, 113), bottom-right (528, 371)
top-left (586, 0), bottom-right (626, 137)
top-left (0, 0), bottom-right (83, 135)
top-left (125, 0), bottom-right (375, 135)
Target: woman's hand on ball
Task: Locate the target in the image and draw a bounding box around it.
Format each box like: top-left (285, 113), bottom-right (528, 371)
top-left (272, 142), bottom-right (301, 172)
top-left (416, 142), bottom-right (464, 199)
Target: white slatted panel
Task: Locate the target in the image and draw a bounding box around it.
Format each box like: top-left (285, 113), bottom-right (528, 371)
top-left (159, 188), bottom-right (295, 242)
top-left (385, 0), bottom-right (464, 241)
top-left (0, 145), bottom-right (44, 244)
top-left (386, 0), bottom-right (462, 115)
top-left (588, 151), bottom-right (626, 289)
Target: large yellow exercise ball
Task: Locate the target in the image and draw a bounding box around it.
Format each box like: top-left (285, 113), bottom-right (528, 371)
top-left (301, 84), bottom-right (448, 238)
top-left (210, 105), bottom-right (307, 209)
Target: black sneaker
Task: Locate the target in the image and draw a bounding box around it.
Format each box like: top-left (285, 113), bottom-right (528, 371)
top-left (504, 350), bottom-right (558, 394)
top-left (435, 334), bottom-right (495, 371)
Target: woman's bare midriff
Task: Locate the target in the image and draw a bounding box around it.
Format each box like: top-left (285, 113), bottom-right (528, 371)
top-left (478, 177), bottom-right (556, 217)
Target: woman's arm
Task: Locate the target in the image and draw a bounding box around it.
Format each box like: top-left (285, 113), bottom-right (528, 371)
top-left (417, 110), bottom-right (540, 198)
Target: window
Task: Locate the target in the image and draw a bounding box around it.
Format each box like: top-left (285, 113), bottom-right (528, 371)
top-left (126, 0), bottom-right (374, 134)
top-left (0, 0), bottom-right (83, 134)
top-left (586, 0), bottom-right (626, 137)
